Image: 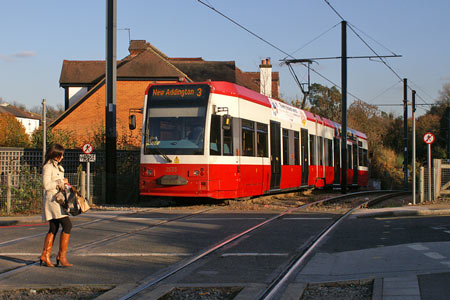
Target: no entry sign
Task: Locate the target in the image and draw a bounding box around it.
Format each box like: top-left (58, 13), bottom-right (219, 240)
top-left (82, 143), bottom-right (93, 154)
top-left (423, 132), bottom-right (435, 144)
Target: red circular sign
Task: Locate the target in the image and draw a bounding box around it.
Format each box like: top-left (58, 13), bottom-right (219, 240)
top-left (82, 143), bottom-right (93, 154)
top-left (423, 132), bottom-right (435, 144)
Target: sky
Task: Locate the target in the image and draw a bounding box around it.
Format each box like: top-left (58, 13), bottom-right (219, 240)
top-left (1, 0), bottom-right (449, 117)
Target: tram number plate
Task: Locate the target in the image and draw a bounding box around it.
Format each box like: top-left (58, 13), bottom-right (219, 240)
top-left (79, 154), bottom-right (96, 162)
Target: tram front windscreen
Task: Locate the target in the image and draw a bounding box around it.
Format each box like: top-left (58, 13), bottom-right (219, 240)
top-left (144, 84), bottom-right (210, 155)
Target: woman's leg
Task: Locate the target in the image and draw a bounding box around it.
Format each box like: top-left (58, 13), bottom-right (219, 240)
top-left (40, 220), bottom-right (59, 267)
top-left (56, 217), bottom-right (73, 267)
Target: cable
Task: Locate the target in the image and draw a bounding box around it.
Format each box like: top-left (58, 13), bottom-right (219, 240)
top-left (323, 0), bottom-right (345, 21)
top-left (196, 0), bottom-right (364, 101)
top-left (368, 80), bottom-right (402, 103)
top-left (197, 0), bottom-right (292, 58)
top-left (349, 23), bottom-right (398, 56)
top-left (197, 0), bottom-right (421, 113)
top-left (283, 22), bottom-right (341, 60)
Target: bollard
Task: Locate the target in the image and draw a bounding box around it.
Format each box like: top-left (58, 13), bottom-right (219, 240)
top-left (7, 173), bottom-right (11, 214)
top-left (419, 167), bottom-right (424, 203)
top-left (102, 170), bottom-right (106, 203)
top-left (433, 159), bottom-right (442, 201)
top-left (80, 171), bottom-right (86, 198)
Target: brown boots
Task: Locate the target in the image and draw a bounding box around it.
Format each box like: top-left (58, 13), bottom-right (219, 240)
top-left (40, 233), bottom-right (55, 267)
top-left (56, 232), bottom-right (73, 267)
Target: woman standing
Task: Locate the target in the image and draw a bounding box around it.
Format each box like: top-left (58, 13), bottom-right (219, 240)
top-left (40, 143), bottom-right (73, 267)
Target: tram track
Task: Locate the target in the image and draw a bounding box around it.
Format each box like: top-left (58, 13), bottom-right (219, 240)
top-left (0, 207), bottom-right (217, 280)
top-left (117, 190), bottom-right (399, 300)
top-left (259, 191), bottom-right (406, 299)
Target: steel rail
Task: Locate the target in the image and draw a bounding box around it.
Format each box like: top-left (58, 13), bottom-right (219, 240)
top-left (118, 190), bottom-right (394, 300)
top-left (260, 191), bottom-right (403, 300)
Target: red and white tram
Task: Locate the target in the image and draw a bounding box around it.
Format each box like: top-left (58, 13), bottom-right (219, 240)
top-left (133, 81), bottom-right (368, 199)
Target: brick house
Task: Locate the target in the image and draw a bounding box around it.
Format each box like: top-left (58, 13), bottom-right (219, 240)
top-left (51, 40), bottom-right (279, 147)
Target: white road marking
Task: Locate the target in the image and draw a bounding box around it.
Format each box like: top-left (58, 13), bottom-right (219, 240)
top-left (408, 244), bottom-right (429, 251)
top-left (221, 253), bottom-right (288, 257)
top-left (440, 261), bottom-right (450, 267)
top-left (117, 217), bottom-right (169, 221)
top-left (424, 252), bottom-right (446, 260)
top-left (283, 217), bottom-right (332, 220)
top-left (188, 217), bottom-right (265, 221)
top-left (444, 231), bottom-right (450, 234)
top-left (431, 226), bottom-right (446, 230)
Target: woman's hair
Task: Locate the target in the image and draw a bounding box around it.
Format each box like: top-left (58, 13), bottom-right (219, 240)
top-left (44, 143), bottom-right (65, 165)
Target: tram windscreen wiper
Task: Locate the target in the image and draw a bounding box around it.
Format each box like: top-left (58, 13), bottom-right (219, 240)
top-left (150, 137), bottom-right (172, 163)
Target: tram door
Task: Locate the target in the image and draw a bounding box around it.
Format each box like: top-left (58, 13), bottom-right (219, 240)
top-left (270, 121), bottom-right (281, 190)
top-left (352, 144), bottom-right (358, 184)
top-left (301, 129), bottom-right (309, 186)
top-left (334, 137), bottom-right (341, 184)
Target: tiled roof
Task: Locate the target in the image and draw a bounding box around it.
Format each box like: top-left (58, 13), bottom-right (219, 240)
top-left (59, 40), bottom-right (279, 97)
top-left (0, 103), bottom-right (40, 119)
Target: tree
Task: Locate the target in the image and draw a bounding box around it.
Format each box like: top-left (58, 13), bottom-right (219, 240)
top-left (0, 113), bottom-right (30, 147)
top-left (29, 103), bottom-right (65, 123)
top-left (308, 83), bottom-right (342, 122)
top-left (30, 127), bottom-right (77, 149)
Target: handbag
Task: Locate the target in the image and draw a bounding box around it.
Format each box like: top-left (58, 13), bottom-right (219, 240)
top-left (61, 185), bottom-right (90, 216)
top-left (71, 186), bottom-right (91, 213)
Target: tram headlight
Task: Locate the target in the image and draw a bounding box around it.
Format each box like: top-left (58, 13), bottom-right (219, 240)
top-left (193, 170), bottom-right (200, 176)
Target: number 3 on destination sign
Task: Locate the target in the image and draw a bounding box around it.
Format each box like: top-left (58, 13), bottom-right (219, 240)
top-left (196, 88), bottom-right (202, 97)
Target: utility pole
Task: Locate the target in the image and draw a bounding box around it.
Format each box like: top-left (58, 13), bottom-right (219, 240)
top-left (412, 90), bottom-right (416, 204)
top-left (106, 0), bottom-right (117, 203)
top-left (403, 78), bottom-right (408, 191)
top-left (42, 99), bottom-right (46, 163)
top-left (341, 20), bottom-right (348, 194)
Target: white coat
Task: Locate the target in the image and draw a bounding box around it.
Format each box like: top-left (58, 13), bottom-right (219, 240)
top-left (42, 160), bottom-right (69, 221)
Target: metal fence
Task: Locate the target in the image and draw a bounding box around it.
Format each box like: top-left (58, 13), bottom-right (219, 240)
top-left (0, 147), bottom-right (140, 215)
top-left (419, 159), bottom-right (450, 202)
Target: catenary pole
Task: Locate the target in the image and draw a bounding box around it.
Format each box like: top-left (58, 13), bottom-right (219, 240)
top-left (105, 0), bottom-right (117, 203)
top-left (403, 78), bottom-right (408, 191)
top-left (341, 21), bottom-right (347, 194)
top-left (412, 90), bottom-right (416, 204)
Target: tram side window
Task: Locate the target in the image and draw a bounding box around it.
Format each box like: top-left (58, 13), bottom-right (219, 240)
top-left (210, 115), bottom-right (221, 155)
top-left (318, 137), bottom-right (324, 166)
top-left (294, 131), bottom-right (300, 165)
top-left (347, 145), bottom-right (352, 169)
top-left (283, 129), bottom-right (289, 165)
top-left (242, 119), bottom-right (255, 156)
top-left (358, 142), bottom-right (368, 167)
top-left (326, 139), bottom-right (333, 166)
top-left (309, 135), bottom-right (316, 165)
top-left (223, 119), bottom-right (233, 156)
top-left (257, 123), bottom-right (268, 157)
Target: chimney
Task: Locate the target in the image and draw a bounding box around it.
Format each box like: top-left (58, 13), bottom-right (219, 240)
top-left (128, 40), bottom-right (149, 57)
top-left (259, 58), bottom-right (272, 97)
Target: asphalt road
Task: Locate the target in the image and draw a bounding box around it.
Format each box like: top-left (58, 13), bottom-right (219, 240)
top-left (1, 207), bottom-right (450, 299)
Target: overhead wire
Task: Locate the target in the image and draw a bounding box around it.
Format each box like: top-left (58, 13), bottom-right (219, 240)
top-left (197, 0), bottom-right (431, 113)
top-left (196, 0), bottom-right (368, 104)
top-left (323, 0), bottom-right (435, 109)
top-left (282, 22), bottom-right (341, 60)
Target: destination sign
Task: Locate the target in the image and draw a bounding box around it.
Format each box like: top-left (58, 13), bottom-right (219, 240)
top-left (150, 85), bottom-right (207, 101)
